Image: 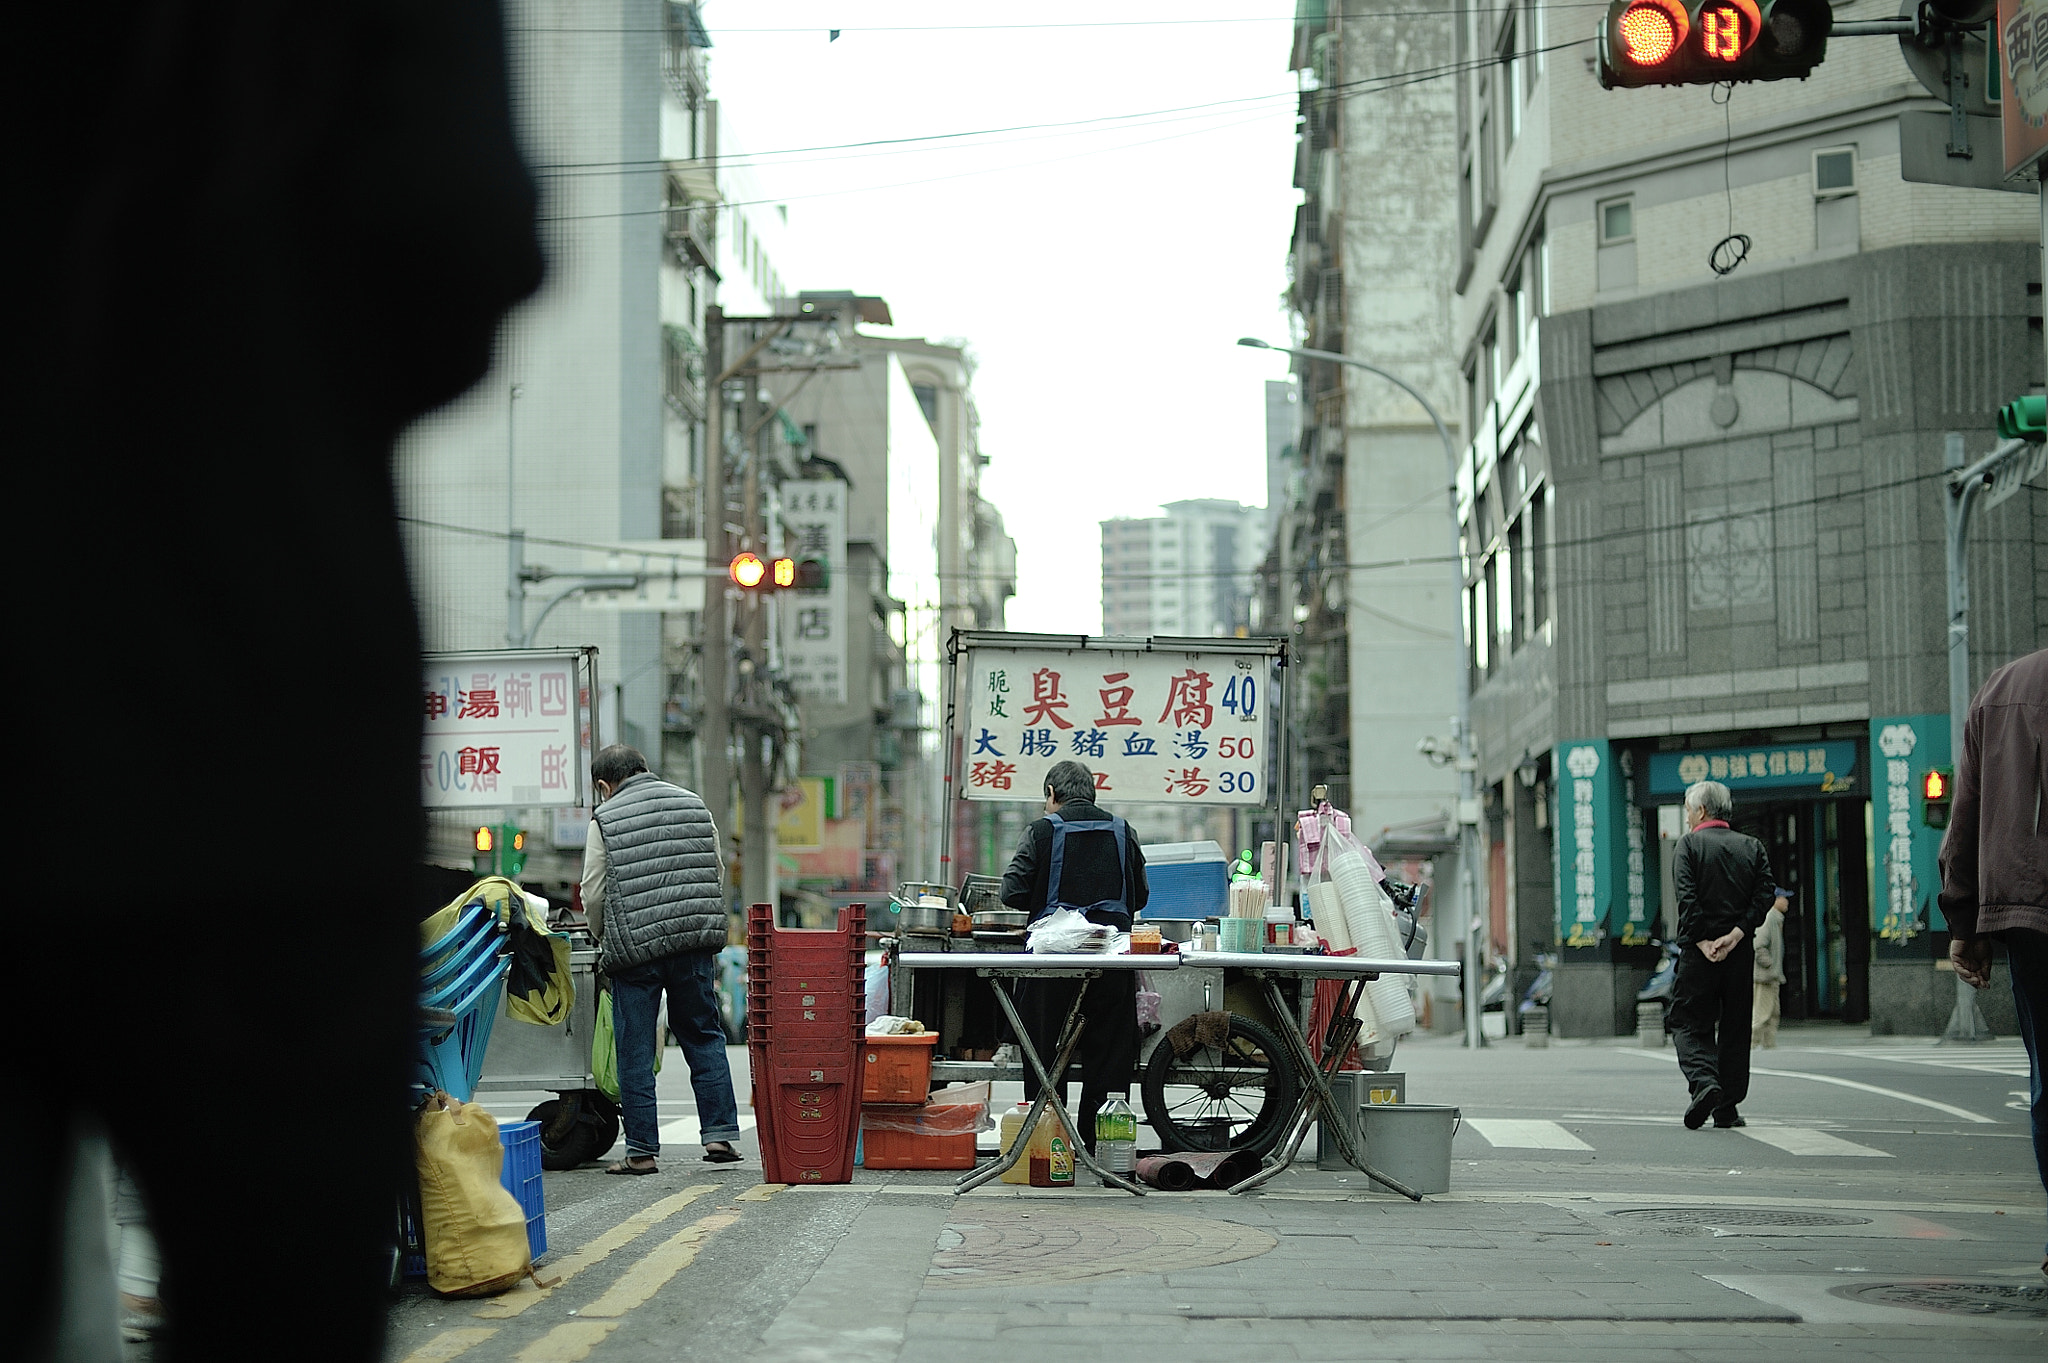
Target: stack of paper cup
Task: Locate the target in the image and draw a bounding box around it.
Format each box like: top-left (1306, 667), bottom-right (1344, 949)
top-left (1329, 847), bottom-right (1418, 1035)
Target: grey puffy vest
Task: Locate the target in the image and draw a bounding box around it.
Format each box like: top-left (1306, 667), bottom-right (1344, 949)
top-left (592, 773), bottom-right (727, 969)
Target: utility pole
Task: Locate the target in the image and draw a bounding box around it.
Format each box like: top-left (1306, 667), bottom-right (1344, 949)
top-left (739, 368), bottom-right (772, 911)
top-left (1938, 429), bottom-right (2045, 1040)
top-left (700, 307), bottom-right (730, 843)
top-left (505, 383), bottom-right (523, 646)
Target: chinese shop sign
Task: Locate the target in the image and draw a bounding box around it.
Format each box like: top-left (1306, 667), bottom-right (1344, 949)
top-left (960, 646), bottom-right (1273, 805)
top-left (1869, 715), bottom-right (1951, 942)
top-left (1555, 740), bottom-right (1615, 948)
top-left (1646, 740), bottom-right (1860, 796)
top-left (422, 650), bottom-right (588, 810)
top-left (778, 480), bottom-right (847, 706)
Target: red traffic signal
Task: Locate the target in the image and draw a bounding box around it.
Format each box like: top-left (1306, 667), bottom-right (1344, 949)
top-left (729, 552), bottom-right (768, 589)
top-left (1922, 767), bottom-right (1953, 828)
top-left (731, 552), bottom-right (825, 591)
top-left (1599, 0), bottom-right (1826, 89)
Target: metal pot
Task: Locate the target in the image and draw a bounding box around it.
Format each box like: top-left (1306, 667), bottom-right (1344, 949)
top-left (972, 908), bottom-right (1030, 930)
top-left (898, 904), bottom-right (953, 933)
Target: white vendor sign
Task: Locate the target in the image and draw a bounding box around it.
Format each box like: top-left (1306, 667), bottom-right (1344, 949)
top-left (960, 640), bottom-right (1276, 806)
top-left (422, 649), bottom-right (590, 810)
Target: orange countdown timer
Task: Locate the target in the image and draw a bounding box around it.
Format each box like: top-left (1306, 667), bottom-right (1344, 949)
top-left (1700, 3), bottom-right (1748, 60)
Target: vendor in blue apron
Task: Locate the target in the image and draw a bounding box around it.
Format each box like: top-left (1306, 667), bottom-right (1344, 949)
top-left (999, 759), bottom-right (1151, 1150)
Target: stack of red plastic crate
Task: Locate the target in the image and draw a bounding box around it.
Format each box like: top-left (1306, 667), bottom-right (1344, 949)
top-left (746, 902), bottom-right (865, 1183)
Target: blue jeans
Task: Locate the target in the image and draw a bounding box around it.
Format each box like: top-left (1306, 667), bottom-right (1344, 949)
top-left (611, 949), bottom-right (740, 1159)
top-left (2004, 929), bottom-right (2048, 1260)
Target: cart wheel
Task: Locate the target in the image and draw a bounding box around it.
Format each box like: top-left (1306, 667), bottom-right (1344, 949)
top-left (527, 1096), bottom-right (618, 1170)
top-left (1140, 1013), bottom-right (1298, 1156)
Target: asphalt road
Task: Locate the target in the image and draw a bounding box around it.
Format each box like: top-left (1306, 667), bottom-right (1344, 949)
top-left (359, 1020), bottom-right (2045, 1363)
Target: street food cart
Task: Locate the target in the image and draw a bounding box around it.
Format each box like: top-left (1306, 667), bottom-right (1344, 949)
top-left (881, 630), bottom-right (1463, 1193)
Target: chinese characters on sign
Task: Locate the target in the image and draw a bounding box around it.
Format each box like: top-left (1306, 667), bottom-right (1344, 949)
top-left (1619, 751), bottom-right (1651, 946)
top-left (1564, 744), bottom-right (1604, 948)
top-left (1646, 741), bottom-right (1858, 797)
top-left (1877, 722), bottom-right (1919, 943)
top-left (960, 648), bottom-right (1272, 805)
top-left (778, 480), bottom-right (847, 705)
top-left (422, 651), bottom-right (585, 810)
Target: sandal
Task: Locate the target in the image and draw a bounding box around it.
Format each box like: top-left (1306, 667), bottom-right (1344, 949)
top-left (605, 1158), bottom-right (659, 1175)
top-left (701, 1142), bottom-right (742, 1164)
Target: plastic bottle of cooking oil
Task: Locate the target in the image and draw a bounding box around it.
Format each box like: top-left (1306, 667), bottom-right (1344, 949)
top-left (1027, 1109), bottom-right (1074, 1187)
top-left (998, 1102), bottom-right (1033, 1185)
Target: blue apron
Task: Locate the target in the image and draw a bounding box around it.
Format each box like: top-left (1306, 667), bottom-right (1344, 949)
top-left (1039, 813), bottom-right (1132, 926)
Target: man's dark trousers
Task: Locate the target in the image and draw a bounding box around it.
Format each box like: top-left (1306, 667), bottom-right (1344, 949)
top-left (1670, 939), bottom-right (1755, 1114)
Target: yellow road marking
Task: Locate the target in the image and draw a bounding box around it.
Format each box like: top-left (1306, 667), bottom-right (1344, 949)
top-left (577, 1212), bottom-right (741, 1318)
top-left (475, 1185), bottom-right (721, 1319)
top-left (732, 1183), bottom-right (786, 1202)
top-left (397, 1327), bottom-right (499, 1362)
top-left (511, 1321), bottom-right (618, 1362)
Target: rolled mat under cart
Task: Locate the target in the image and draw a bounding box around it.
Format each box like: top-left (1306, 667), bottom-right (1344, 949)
top-left (1136, 1149), bottom-right (1259, 1191)
top-left (747, 902), bottom-right (866, 1184)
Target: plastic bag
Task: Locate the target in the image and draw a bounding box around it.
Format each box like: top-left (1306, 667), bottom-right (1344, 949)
top-left (864, 961), bottom-right (892, 1023)
top-left (1027, 907), bottom-right (1104, 954)
top-left (1134, 972), bottom-right (1163, 1035)
top-left (592, 988), bottom-right (661, 1103)
top-left (414, 1093), bottom-right (533, 1298)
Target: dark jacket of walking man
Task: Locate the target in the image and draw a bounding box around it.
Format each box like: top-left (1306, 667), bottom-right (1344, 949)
top-left (1938, 648), bottom-right (2048, 1278)
top-left (1001, 759), bottom-right (1151, 1148)
top-left (581, 745), bottom-right (742, 1172)
top-left (1670, 780), bottom-right (1777, 1130)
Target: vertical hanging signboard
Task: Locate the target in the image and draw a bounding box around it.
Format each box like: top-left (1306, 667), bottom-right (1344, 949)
top-left (2001, 0), bottom-right (2048, 178)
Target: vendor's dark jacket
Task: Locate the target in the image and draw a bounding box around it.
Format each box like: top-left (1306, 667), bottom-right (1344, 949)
top-left (1672, 822), bottom-right (1775, 945)
top-left (1000, 799), bottom-right (1150, 929)
top-left (1939, 648), bottom-right (2048, 940)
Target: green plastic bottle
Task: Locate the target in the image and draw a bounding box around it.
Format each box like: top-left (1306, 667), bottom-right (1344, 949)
top-left (1095, 1094), bottom-right (1138, 1174)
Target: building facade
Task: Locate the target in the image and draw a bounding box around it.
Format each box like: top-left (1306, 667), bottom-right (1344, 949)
top-left (1101, 500), bottom-right (1266, 640)
top-left (1447, 2), bottom-right (2047, 1034)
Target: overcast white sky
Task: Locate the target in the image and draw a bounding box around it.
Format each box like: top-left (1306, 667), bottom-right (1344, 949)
top-left (703, 1), bottom-right (1306, 634)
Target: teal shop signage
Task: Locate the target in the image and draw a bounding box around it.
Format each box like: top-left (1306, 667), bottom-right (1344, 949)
top-left (1555, 739), bottom-right (1634, 949)
top-left (1870, 714), bottom-right (1951, 943)
top-left (1646, 741), bottom-right (1859, 797)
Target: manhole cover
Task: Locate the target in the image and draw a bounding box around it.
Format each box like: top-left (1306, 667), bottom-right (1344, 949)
top-left (1831, 1280), bottom-right (2048, 1319)
top-left (929, 1207), bottom-right (1275, 1288)
top-left (1614, 1208), bottom-right (1872, 1229)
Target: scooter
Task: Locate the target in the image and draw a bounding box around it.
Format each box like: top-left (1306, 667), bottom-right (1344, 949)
top-left (1518, 952), bottom-right (1557, 1016)
top-left (1637, 939), bottom-right (1682, 1016)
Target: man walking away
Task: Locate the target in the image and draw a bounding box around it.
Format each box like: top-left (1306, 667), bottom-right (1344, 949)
top-left (1939, 649), bottom-right (2047, 1279)
top-left (1752, 888), bottom-right (1790, 1049)
top-left (1670, 781), bottom-right (1777, 1129)
top-left (581, 745), bottom-right (743, 1172)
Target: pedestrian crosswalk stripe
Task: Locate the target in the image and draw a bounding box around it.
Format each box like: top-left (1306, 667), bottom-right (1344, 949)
top-left (656, 1113), bottom-right (759, 1146)
top-left (397, 1327), bottom-right (499, 1363)
top-left (577, 1211), bottom-right (742, 1318)
top-left (511, 1321), bottom-right (618, 1362)
top-left (1738, 1126), bottom-right (1891, 1158)
top-left (1466, 1118), bottom-right (1593, 1150)
top-left (474, 1185), bottom-right (721, 1319)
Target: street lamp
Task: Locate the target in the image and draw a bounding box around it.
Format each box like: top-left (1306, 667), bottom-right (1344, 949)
top-left (1237, 336), bottom-right (1486, 1050)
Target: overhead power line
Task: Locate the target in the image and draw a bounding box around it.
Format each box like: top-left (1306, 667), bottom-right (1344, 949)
top-left (508, 4), bottom-right (1610, 37)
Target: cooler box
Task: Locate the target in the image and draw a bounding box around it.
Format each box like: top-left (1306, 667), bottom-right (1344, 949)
top-left (1140, 841), bottom-right (1227, 920)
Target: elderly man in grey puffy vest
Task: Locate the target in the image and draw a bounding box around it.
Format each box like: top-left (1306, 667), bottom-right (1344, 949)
top-left (580, 744), bottom-right (743, 1173)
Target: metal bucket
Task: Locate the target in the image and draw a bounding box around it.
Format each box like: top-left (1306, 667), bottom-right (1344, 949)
top-left (1359, 1103), bottom-right (1460, 1196)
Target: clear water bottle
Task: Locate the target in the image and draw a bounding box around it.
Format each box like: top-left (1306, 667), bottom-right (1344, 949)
top-left (1095, 1094), bottom-right (1138, 1174)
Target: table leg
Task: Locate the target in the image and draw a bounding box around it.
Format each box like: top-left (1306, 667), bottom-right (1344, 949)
top-left (1227, 977), bottom-right (1421, 1201)
top-left (958, 975), bottom-right (1145, 1195)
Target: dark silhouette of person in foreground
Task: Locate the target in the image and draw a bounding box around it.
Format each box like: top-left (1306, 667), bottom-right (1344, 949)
top-left (9, 4), bottom-right (542, 1359)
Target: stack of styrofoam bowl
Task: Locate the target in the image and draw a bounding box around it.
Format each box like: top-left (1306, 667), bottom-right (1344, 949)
top-left (1328, 847), bottom-right (1418, 1035)
top-left (1306, 880), bottom-right (1355, 951)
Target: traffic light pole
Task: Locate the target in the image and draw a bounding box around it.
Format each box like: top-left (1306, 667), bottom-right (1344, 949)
top-left (1938, 431), bottom-right (2033, 1041)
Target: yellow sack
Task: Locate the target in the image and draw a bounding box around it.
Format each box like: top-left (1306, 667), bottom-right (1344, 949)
top-left (414, 1093), bottom-right (534, 1298)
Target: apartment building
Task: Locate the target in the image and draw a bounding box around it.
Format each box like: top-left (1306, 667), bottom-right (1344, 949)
top-left (1101, 500), bottom-right (1266, 639)
top-left (1447, 1), bottom-right (2046, 1034)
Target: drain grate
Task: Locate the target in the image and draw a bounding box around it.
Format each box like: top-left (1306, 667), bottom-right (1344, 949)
top-left (1831, 1280), bottom-right (2048, 1319)
top-left (1613, 1208), bottom-right (1873, 1229)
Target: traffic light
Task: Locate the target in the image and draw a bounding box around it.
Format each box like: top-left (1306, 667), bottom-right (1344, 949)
top-left (1598, 0), bottom-right (1829, 89)
top-left (502, 825), bottom-right (528, 878)
top-left (729, 551), bottom-right (826, 590)
top-left (1997, 395), bottom-right (2047, 443)
top-left (473, 824), bottom-right (496, 874)
top-left (1921, 768), bottom-right (1953, 828)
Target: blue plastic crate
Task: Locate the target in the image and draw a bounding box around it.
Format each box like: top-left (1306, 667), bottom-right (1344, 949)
top-left (401, 1119), bottom-right (547, 1279)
